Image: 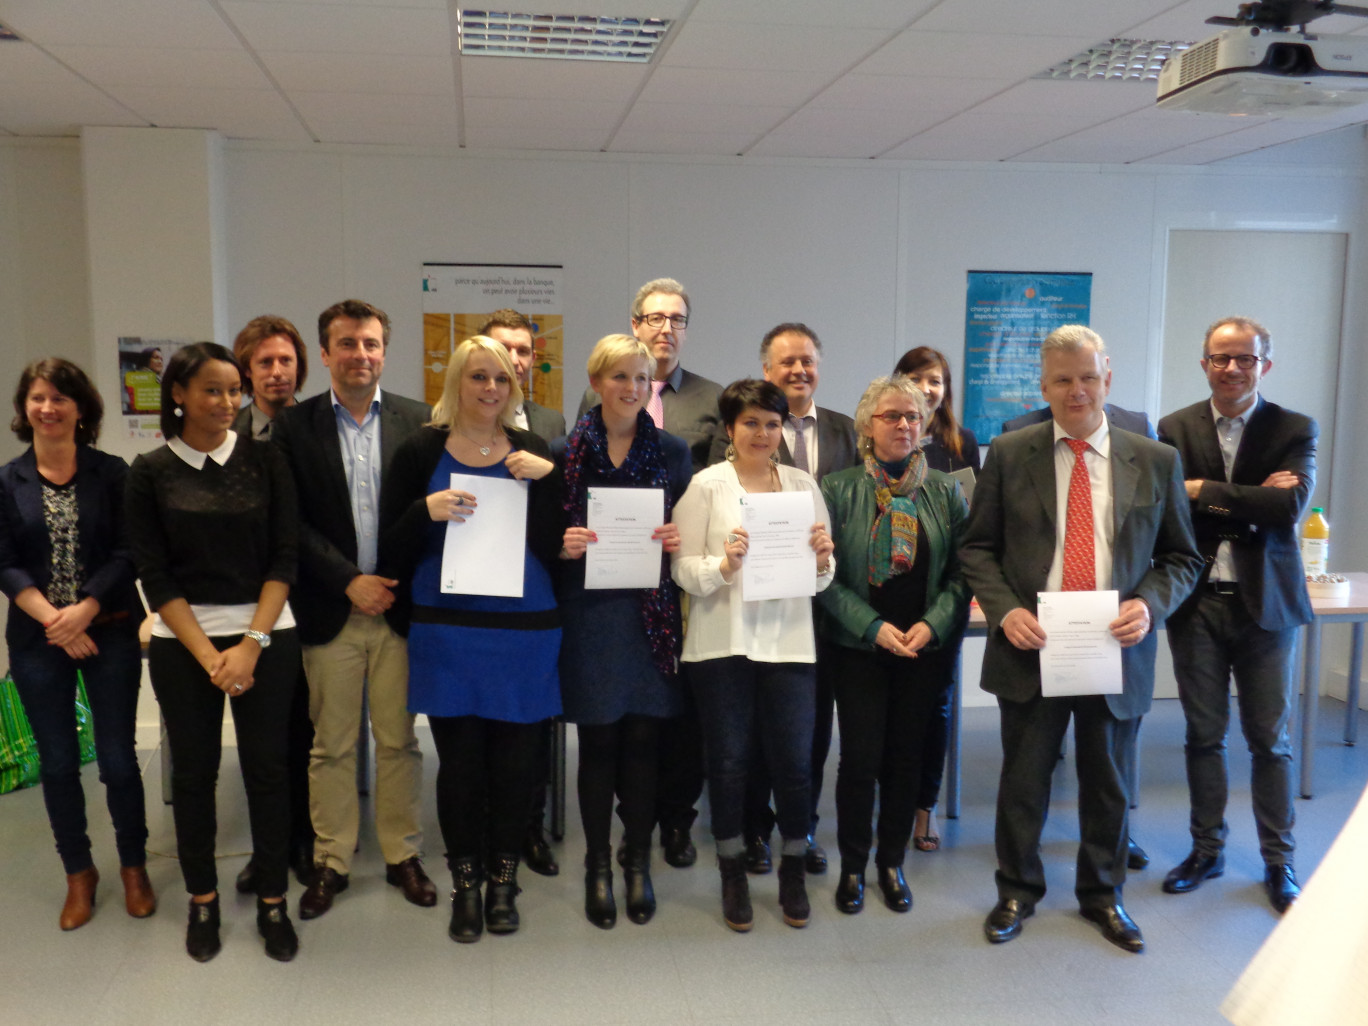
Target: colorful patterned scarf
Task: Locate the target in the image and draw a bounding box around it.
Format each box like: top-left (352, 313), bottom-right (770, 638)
top-left (865, 450), bottom-right (926, 586)
top-left (563, 406), bottom-right (681, 678)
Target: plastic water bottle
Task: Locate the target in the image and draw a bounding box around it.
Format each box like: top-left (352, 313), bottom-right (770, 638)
top-left (1301, 507), bottom-right (1329, 576)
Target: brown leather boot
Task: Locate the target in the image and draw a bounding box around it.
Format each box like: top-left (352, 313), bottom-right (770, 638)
top-left (60, 866), bottom-right (99, 930)
top-left (120, 865), bottom-right (157, 918)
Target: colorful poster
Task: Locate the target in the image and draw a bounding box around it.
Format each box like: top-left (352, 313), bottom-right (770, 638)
top-left (960, 271), bottom-right (1092, 443)
top-left (116, 336), bottom-right (195, 441)
top-left (421, 264), bottom-right (563, 411)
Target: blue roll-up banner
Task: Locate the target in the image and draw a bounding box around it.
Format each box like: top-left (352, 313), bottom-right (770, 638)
top-left (961, 271), bottom-right (1092, 444)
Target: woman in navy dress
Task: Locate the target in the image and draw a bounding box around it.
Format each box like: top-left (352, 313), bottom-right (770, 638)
top-left (380, 336), bottom-right (561, 944)
top-left (555, 334), bottom-right (691, 929)
top-left (892, 347), bottom-right (979, 853)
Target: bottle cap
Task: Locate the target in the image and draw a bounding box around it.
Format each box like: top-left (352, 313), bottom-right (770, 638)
top-left (1311, 507), bottom-right (1324, 514)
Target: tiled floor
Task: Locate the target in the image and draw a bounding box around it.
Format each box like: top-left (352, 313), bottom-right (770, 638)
top-left (3, 696), bottom-right (1366, 1026)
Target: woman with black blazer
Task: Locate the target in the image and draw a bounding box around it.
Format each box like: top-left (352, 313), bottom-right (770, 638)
top-left (0, 358), bottom-right (151, 931)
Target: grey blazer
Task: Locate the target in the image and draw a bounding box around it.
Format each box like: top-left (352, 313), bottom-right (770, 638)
top-left (524, 399), bottom-right (567, 443)
top-left (1003, 403), bottom-right (1155, 440)
top-left (960, 420), bottom-right (1202, 719)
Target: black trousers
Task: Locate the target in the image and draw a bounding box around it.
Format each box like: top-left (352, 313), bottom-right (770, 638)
top-left (149, 631), bottom-right (299, 898)
top-left (578, 715), bottom-right (660, 854)
top-left (429, 715), bottom-right (544, 865)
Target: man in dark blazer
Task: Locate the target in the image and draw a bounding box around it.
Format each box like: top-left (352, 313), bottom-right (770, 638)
top-left (481, 308), bottom-right (567, 442)
top-left (1003, 402), bottom-right (1155, 439)
top-left (272, 299), bottom-right (436, 919)
top-left (231, 314), bottom-right (308, 441)
top-left (478, 307), bottom-right (565, 878)
top-left (962, 325), bottom-right (1200, 954)
top-left (577, 278), bottom-right (723, 868)
top-left (1157, 316), bottom-right (1316, 915)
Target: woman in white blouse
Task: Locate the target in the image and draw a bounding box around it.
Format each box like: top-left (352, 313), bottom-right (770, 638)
top-left (671, 378), bottom-right (834, 933)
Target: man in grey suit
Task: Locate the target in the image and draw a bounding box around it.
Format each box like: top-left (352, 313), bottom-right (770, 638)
top-left (578, 278), bottom-right (723, 868)
top-left (273, 300), bottom-right (436, 919)
top-left (735, 322), bottom-right (859, 875)
top-left (481, 308), bottom-right (567, 441)
top-left (1003, 402), bottom-right (1155, 439)
top-left (1157, 316), bottom-right (1316, 915)
top-left (962, 325), bottom-right (1200, 953)
top-left (479, 307), bottom-right (565, 878)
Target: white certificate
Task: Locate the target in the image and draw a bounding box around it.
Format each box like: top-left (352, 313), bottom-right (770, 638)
top-left (739, 491), bottom-right (815, 602)
top-left (440, 473), bottom-right (528, 597)
top-left (584, 487), bottom-right (664, 590)
top-left (1036, 590), bottom-right (1122, 697)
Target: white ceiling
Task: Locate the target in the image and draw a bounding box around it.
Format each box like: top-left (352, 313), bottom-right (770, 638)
top-left (1, 0), bottom-right (1367, 163)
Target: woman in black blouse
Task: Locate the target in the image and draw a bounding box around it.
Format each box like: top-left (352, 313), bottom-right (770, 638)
top-left (126, 343), bottom-right (301, 963)
top-left (0, 358), bottom-right (151, 931)
top-left (892, 347), bottom-right (978, 852)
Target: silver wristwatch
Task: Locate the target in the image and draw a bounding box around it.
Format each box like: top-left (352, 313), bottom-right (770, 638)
top-left (244, 629), bottom-right (272, 649)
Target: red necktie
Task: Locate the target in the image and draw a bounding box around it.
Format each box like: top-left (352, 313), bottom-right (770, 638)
top-left (646, 380), bottom-right (665, 429)
top-left (1062, 438), bottom-right (1095, 592)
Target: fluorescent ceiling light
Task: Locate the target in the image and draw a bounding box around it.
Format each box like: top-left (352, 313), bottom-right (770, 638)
top-left (456, 10), bottom-right (672, 63)
top-left (1037, 39), bottom-right (1194, 82)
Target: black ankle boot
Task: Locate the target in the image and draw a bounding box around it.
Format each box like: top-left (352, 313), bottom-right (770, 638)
top-left (584, 849), bottom-right (616, 929)
top-left (448, 858), bottom-right (483, 944)
top-left (256, 897), bottom-right (299, 961)
top-left (185, 895), bottom-right (221, 962)
top-left (621, 844), bottom-right (656, 925)
top-left (485, 854), bottom-right (521, 935)
top-left (718, 855), bottom-right (752, 932)
top-left (778, 854), bottom-right (810, 928)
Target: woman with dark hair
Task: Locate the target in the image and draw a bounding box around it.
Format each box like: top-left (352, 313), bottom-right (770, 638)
top-left (891, 346), bottom-right (979, 851)
top-left (0, 358), bottom-right (152, 931)
top-left (556, 334), bottom-right (691, 929)
top-left (671, 379), bottom-right (834, 932)
top-left (379, 336), bottom-right (561, 944)
top-left (126, 342), bottom-right (302, 963)
top-left (818, 376), bottom-right (971, 915)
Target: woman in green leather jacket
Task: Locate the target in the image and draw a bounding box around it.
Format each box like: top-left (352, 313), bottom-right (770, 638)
top-left (817, 375), bottom-right (971, 917)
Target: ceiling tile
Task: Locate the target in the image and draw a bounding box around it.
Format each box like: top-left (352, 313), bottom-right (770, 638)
top-left (261, 51), bottom-right (453, 94)
top-left (749, 106), bottom-right (949, 157)
top-left (853, 30), bottom-right (1097, 79)
top-left (290, 90), bottom-right (458, 126)
top-left (461, 55), bottom-right (647, 102)
top-left (880, 113), bottom-right (1108, 160)
top-left (464, 96), bottom-right (624, 147)
top-left (661, 20), bottom-right (888, 75)
top-left (809, 74), bottom-right (1017, 112)
top-left (0, 78), bottom-right (147, 134)
top-left (608, 128), bottom-right (760, 154)
top-left (638, 66), bottom-right (830, 106)
top-left (618, 100), bottom-right (788, 135)
top-left (105, 85), bottom-right (310, 140)
top-left (312, 120), bottom-right (461, 146)
top-left (47, 45), bottom-right (269, 90)
top-left (912, 0), bottom-right (1189, 40)
top-left (972, 78), bottom-right (1155, 118)
top-left (0, 41), bottom-right (86, 84)
top-left (689, 0), bottom-right (938, 30)
top-left (220, 1), bottom-right (452, 56)
top-left (0, 0), bottom-right (239, 48)
top-left (1130, 120), bottom-right (1332, 163)
top-left (1011, 109), bottom-right (1268, 162)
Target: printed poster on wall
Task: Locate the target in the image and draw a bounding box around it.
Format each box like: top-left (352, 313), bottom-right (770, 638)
top-left (117, 336), bottom-right (195, 441)
top-left (960, 271), bottom-right (1092, 444)
top-left (421, 263), bottom-right (563, 411)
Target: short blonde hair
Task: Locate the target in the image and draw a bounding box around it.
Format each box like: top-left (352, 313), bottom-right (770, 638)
top-left (429, 336), bottom-right (522, 431)
top-left (853, 376), bottom-right (929, 457)
top-left (587, 333), bottom-right (655, 382)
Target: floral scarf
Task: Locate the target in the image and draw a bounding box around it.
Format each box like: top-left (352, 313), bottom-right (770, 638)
top-left (865, 450), bottom-right (926, 586)
top-left (563, 406), bottom-right (681, 678)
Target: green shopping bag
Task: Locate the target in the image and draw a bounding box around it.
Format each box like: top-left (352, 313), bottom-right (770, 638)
top-left (0, 669), bottom-right (98, 795)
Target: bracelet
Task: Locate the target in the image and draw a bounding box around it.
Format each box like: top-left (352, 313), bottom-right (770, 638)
top-left (817, 562), bottom-right (833, 577)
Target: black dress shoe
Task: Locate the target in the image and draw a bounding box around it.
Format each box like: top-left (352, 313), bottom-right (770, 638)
top-left (804, 837), bottom-right (828, 875)
top-left (257, 898), bottom-right (299, 962)
top-left (186, 896), bottom-right (222, 963)
top-left (386, 856), bottom-right (438, 907)
top-left (984, 898), bottom-right (1033, 943)
top-left (661, 827), bottom-right (697, 869)
top-left (876, 866), bottom-right (912, 913)
top-left (1162, 851), bottom-right (1225, 894)
top-left (834, 871), bottom-right (865, 914)
top-left (290, 842), bottom-right (315, 887)
top-left (743, 835), bottom-right (773, 875)
top-left (235, 858), bottom-right (260, 895)
top-left (299, 866), bottom-right (349, 920)
top-left (1264, 864), bottom-right (1300, 914)
top-left (1127, 838), bottom-right (1150, 871)
top-left (1080, 904), bottom-right (1144, 953)
top-left (523, 828), bottom-right (560, 877)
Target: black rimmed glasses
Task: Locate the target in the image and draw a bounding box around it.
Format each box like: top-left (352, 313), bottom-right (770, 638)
top-left (1205, 353), bottom-right (1263, 370)
top-left (638, 312), bottom-right (688, 330)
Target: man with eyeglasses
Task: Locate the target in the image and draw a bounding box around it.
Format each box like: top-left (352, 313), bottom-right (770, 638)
top-left (578, 278), bottom-right (723, 870)
top-left (1157, 316), bottom-right (1317, 916)
top-left (962, 325), bottom-right (1200, 953)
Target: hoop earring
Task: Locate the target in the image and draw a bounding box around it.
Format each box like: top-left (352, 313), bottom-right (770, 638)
top-left (724, 442), bottom-right (737, 463)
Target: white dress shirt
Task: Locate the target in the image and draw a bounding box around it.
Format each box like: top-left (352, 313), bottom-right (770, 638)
top-left (1045, 417), bottom-right (1115, 594)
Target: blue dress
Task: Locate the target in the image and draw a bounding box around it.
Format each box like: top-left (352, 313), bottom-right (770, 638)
top-left (406, 451), bottom-right (561, 723)
top-left (553, 431), bottom-right (692, 725)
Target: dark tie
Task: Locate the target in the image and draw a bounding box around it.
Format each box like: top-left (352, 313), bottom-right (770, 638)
top-left (790, 415), bottom-right (813, 474)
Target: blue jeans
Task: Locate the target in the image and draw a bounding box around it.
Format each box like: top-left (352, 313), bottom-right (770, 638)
top-left (10, 624), bottom-right (147, 874)
top-left (690, 657), bottom-right (814, 857)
